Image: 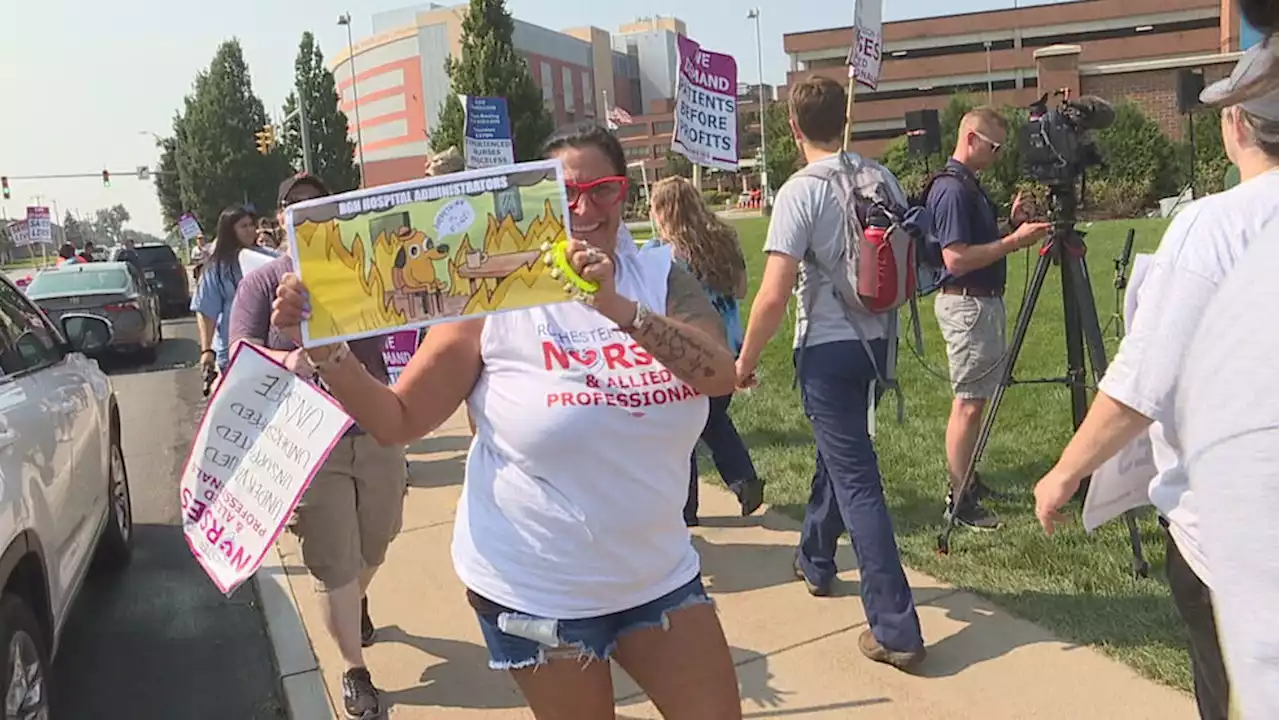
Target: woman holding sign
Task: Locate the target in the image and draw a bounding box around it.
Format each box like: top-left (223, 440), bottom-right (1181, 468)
top-left (272, 123), bottom-right (744, 718)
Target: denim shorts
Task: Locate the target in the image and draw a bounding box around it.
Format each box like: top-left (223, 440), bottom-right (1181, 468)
top-left (468, 575), bottom-right (713, 670)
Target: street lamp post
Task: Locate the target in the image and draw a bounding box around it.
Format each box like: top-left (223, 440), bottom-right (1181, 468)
top-left (338, 12), bottom-right (367, 188)
top-left (747, 9), bottom-right (770, 213)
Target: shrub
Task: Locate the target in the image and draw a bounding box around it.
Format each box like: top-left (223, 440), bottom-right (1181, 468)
top-left (1093, 102), bottom-right (1181, 208)
top-left (1083, 178), bottom-right (1150, 219)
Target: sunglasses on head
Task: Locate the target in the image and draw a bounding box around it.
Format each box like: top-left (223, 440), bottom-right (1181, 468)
top-left (972, 130), bottom-right (1003, 153)
top-left (565, 176), bottom-right (629, 211)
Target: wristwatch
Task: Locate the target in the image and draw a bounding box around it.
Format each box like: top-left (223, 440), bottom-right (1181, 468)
top-left (620, 301), bottom-right (651, 333)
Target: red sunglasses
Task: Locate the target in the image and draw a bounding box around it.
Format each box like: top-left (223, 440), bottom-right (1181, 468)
top-left (565, 175), bottom-right (629, 211)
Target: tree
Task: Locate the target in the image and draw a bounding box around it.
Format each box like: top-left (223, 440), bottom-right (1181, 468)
top-left (178, 40), bottom-right (292, 231)
top-left (431, 0), bottom-right (553, 161)
top-left (153, 135), bottom-right (184, 230)
top-left (282, 32), bottom-right (361, 192)
top-left (92, 205), bottom-right (131, 245)
top-left (763, 100), bottom-right (798, 191)
top-left (665, 150), bottom-right (692, 178)
top-left (62, 211), bottom-right (87, 248)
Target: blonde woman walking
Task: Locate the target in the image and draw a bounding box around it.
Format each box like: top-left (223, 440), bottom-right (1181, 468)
top-left (649, 176), bottom-right (764, 525)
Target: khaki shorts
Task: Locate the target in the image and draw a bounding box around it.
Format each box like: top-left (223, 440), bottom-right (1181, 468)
top-left (934, 293), bottom-right (1007, 400)
top-left (291, 433), bottom-right (407, 590)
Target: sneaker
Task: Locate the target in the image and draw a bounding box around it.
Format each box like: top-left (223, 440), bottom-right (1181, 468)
top-left (793, 556), bottom-right (832, 597)
top-left (360, 597), bottom-right (376, 647)
top-left (341, 667), bottom-right (384, 719)
top-left (857, 629), bottom-right (926, 671)
top-left (944, 493), bottom-right (1001, 531)
top-left (738, 477), bottom-right (765, 517)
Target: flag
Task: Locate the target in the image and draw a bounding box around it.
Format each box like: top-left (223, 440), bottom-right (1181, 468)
top-left (607, 105), bottom-right (634, 128)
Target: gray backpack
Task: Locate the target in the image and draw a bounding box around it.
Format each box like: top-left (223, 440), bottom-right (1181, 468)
top-left (792, 152), bottom-right (928, 423)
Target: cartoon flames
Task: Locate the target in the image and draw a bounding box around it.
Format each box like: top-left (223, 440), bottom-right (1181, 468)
top-left (294, 219), bottom-right (407, 337)
top-left (445, 199), bottom-right (567, 313)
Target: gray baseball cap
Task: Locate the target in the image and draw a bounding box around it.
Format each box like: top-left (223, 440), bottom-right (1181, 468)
top-left (1201, 37), bottom-right (1279, 120)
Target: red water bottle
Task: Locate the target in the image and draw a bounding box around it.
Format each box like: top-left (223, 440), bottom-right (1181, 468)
top-left (859, 208), bottom-right (894, 311)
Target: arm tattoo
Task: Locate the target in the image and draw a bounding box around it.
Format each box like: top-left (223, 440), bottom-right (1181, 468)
top-left (631, 263), bottom-right (727, 381)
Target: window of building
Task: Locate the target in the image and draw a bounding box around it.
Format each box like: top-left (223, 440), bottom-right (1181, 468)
top-left (540, 62), bottom-right (554, 110)
top-left (582, 71), bottom-right (594, 111)
top-left (562, 67), bottom-right (575, 113)
top-left (855, 77), bottom-right (1027, 103)
top-left (653, 144), bottom-right (668, 158)
top-left (652, 120), bottom-right (675, 134)
top-left (624, 145), bottom-right (651, 160)
top-left (613, 124), bottom-right (647, 138)
top-left (1021, 17), bottom-right (1217, 49)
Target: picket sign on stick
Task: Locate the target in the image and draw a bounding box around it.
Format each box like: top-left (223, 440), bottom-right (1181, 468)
top-left (843, 0), bottom-right (884, 151)
top-left (180, 342), bottom-right (353, 595)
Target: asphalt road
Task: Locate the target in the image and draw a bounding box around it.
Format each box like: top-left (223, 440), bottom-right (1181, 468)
top-left (51, 316), bottom-right (287, 719)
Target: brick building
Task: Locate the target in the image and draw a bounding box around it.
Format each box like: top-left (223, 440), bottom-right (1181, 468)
top-left (782, 0), bottom-right (1262, 158)
top-left (329, 6), bottom-right (689, 187)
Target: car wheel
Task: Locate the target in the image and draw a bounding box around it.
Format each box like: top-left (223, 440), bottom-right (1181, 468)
top-left (0, 594), bottom-right (51, 720)
top-left (95, 433), bottom-right (133, 571)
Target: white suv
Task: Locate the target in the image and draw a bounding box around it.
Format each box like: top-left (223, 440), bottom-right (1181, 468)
top-left (0, 276), bottom-right (133, 718)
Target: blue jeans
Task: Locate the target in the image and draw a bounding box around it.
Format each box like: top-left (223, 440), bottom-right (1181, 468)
top-left (468, 576), bottom-right (712, 670)
top-left (684, 394), bottom-right (758, 522)
top-left (794, 339), bottom-right (924, 653)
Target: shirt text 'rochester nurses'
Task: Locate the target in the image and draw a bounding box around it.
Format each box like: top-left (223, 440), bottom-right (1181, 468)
top-left (537, 323), bottom-right (701, 414)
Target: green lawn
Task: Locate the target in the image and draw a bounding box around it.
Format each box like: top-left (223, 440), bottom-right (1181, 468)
top-left (711, 217), bottom-right (1192, 691)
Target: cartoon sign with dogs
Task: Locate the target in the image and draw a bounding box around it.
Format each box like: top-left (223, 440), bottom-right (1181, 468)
top-left (286, 160), bottom-right (575, 347)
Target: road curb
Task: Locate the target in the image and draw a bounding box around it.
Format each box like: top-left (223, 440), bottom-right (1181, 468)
top-left (256, 542), bottom-right (336, 720)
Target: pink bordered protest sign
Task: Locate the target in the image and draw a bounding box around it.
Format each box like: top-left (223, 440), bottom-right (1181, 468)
top-left (180, 342), bottom-right (353, 595)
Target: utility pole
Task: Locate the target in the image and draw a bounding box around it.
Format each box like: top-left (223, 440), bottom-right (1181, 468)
top-left (284, 93), bottom-right (315, 174)
top-left (748, 9), bottom-right (770, 212)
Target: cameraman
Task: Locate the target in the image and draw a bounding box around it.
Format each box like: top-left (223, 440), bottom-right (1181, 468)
top-left (926, 107), bottom-right (1050, 530)
top-left (1177, 35), bottom-right (1280, 717)
top-left (1034, 39), bottom-right (1278, 720)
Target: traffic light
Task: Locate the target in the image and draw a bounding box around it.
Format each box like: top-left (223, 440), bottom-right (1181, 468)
top-left (1, 177), bottom-right (8, 200)
top-left (102, 169), bottom-right (111, 188)
top-left (255, 124), bottom-right (277, 154)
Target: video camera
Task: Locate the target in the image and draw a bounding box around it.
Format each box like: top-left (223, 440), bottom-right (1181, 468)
top-left (1017, 90), bottom-right (1114, 188)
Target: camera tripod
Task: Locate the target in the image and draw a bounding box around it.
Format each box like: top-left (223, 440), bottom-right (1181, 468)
top-left (936, 189), bottom-right (1151, 579)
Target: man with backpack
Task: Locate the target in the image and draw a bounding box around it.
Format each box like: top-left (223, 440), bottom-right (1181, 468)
top-left (924, 107), bottom-right (1050, 530)
top-left (736, 75), bottom-right (926, 670)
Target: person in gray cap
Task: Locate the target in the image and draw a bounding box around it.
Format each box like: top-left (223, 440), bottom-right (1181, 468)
top-left (1174, 32), bottom-right (1280, 720)
top-left (1034, 36), bottom-right (1277, 720)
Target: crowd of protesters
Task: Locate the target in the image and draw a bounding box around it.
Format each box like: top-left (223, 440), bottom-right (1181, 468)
top-left (179, 15), bottom-right (1276, 718)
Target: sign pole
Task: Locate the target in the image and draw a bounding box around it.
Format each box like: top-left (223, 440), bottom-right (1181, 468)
top-left (843, 77), bottom-right (858, 153)
top-left (298, 91), bottom-right (315, 175)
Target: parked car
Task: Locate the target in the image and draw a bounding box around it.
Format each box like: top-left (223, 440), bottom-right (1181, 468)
top-left (109, 244), bottom-right (189, 318)
top-left (0, 281), bottom-right (133, 718)
top-left (24, 262), bottom-right (163, 364)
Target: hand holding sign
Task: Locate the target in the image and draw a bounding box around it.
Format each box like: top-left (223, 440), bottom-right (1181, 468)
top-left (180, 343), bottom-right (352, 595)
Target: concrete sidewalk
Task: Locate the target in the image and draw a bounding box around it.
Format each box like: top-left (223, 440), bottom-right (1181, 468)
top-left (267, 408), bottom-right (1194, 719)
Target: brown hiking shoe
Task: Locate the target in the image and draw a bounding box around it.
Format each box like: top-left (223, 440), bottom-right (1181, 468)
top-left (858, 629), bottom-right (926, 671)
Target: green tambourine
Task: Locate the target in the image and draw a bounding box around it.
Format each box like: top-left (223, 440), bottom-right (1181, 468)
top-left (541, 239), bottom-right (599, 302)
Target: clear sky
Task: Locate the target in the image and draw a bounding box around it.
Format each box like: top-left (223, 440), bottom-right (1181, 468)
top-left (0, 0), bottom-right (1040, 236)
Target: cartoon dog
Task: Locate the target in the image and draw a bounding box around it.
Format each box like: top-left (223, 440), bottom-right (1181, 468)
top-left (390, 227), bottom-right (452, 316)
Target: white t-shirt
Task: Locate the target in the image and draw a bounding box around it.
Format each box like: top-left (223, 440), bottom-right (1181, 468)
top-left (452, 244), bottom-right (709, 619)
top-left (1098, 167), bottom-right (1279, 585)
top-left (764, 152), bottom-right (903, 348)
top-left (1176, 237), bottom-right (1278, 720)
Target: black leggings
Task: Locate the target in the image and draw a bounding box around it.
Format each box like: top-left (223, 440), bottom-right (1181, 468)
top-left (1163, 522), bottom-right (1230, 720)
